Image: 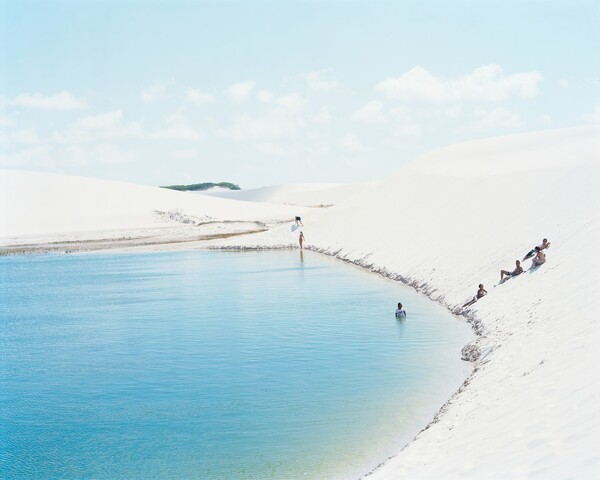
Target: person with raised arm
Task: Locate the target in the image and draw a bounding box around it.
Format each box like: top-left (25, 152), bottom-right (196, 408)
top-left (523, 238), bottom-right (551, 261)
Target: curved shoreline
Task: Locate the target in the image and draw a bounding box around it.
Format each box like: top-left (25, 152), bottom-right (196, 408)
top-left (210, 243), bottom-right (486, 479)
top-left (2, 236), bottom-right (484, 479)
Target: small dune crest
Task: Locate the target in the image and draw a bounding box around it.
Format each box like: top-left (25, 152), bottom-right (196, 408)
top-left (403, 126), bottom-right (599, 178)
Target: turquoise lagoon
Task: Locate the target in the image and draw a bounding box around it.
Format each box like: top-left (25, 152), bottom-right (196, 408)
top-left (0, 250), bottom-right (472, 479)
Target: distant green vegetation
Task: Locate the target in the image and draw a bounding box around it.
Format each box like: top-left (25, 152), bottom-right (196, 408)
top-left (161, 182), bottom-right (241, 192)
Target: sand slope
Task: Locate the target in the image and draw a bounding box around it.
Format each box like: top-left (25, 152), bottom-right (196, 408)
top-left (0, 171), bottom-right (309, 239)
top-left (220, 126), bottom-right (600, 478)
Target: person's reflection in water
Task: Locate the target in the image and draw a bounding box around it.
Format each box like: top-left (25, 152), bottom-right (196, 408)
top-left (299, 249), bottom-right (304, 263)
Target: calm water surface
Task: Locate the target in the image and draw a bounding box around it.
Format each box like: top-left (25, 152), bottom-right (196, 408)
top-left (0, 250), bottom-right (472, 479)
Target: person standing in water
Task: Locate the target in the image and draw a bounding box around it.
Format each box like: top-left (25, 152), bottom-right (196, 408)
top-left (395, 302), bottom-right (407, 318)
top-left (299, 231), bottom-right (305, 249)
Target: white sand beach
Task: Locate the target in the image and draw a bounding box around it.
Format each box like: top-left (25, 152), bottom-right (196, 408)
top-left (0, 171), bottom-right (314, 252)
top-left (2, 125), bottom-right (599, 478)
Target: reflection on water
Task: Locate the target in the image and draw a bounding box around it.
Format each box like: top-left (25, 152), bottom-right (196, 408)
top-left (0, 250), bottom-right (472, 480)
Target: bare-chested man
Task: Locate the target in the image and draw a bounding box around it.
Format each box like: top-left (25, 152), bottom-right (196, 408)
top-left (500, 260), bottom-right (524, 282)
top-left (531, 247), bottom-right (546, 266)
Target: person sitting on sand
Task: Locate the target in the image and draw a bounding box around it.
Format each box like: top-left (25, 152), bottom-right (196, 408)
top-left (523, 238), bottom-right (551, 261)
top-left (531, 247), bottom-right (546, 266)
top-left (295, 216), bottom-right (304, 227)
top-left (298, 231), bottom-right (305, 249)
top-left (500, 260), bottom-right (524, 282)
top-left (462, 284), bottom-right (488, 308)
top-left (395, 302), bottom-right (407, 318)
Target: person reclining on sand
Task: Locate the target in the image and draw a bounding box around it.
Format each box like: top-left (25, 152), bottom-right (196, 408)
top-left (531, 247), bottom-right (546, 266)
top-left (523, 238), bottom-right (551, 261)
top-left (295, 216), bottom-right (304, 227)
top-left (462, 284), bottom-right (487, 308)
top-left (500, 260), bottom-right (524, 282)
top-left (395, 302), bottom-right (407, 318)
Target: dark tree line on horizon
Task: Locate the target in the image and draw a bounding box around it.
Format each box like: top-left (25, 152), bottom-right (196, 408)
top-left (161, 182), bottom-right (241, 192)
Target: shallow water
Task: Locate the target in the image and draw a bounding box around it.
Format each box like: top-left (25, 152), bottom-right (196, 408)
top-left (0, 250), bottom-right (472, 479)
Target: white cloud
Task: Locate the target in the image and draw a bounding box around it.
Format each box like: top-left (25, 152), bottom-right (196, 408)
top-left (377, 67), bottom-right (445, 102)
top-left (352, 100), bottom-right (386, 123)
top-left (558, 79), bottom-right (569, 89)
top-left (170, 149), bottom-right (198, 159)
top-left (300, 70), bottom-right (340, 91)
top-left (91, 143), bottom-right (136, 164)
top-left (0, 114), bottom-right (17, 127)
top-left (469, 106), bottom-right (523, 131)
top-left (186, 89), bottom-right (214, 105)
top-left (312, 106), bottom-right (331, 123)
top-left (258, 90), bottom-right (275, 103)
top-left (396, 124), bottom-right (421, 136)
top-left (223, 113), bottom-right (301, 141)
top-left (73, 110), bottom-right (124, 130)
top-left (0, 145), bottom-right (53, 168)
top-left (254, 91), bottom-right (305, 113)
top-left (306, 140), bottom-right (330, 155)
top-left (61, 143), bottom-right (135, 165)
top-left (52, 110), bottom-right (143, 143)
top-left (226, 81), bottom-right (255, 102)
top-left (376, 64), bottom-right (542, 102)
top-left (12, 91), bottom-right (86, 110)
top-left (274, 92), bottom-right (305, 114)
top-left (389, 106), bottom-right (421, 136)
top-left (152, 112), bottom-right (200, 140)
top-left (60, 145), bottom-right (89, 166)
top-left (0, 143), bottom-right (133, 169)
top-left (10, 127), bottom-right (43, 145)
top-left (58, 143), bottom-right (132, 165)
top-left (581, 104), bottom-right (600, 124)
top-left (442, 104), bottom-right (463, 119)
top-left (141, 84), bottom-right (167, 103)
top-left (339, 134), bottom-right (366, 152)
top-left (255, 142), bottom-right (285, 156)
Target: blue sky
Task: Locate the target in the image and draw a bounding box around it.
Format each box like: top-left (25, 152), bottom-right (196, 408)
top-left (1, 0), bottom-right (598, 187)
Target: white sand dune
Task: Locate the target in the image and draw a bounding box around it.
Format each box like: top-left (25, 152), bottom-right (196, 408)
top-left (201, 181), bottom-right (375, 206)
top-left (0, 171), bottom-right (309, 239)
top-left (2, 125), bottom-right (599, 478)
